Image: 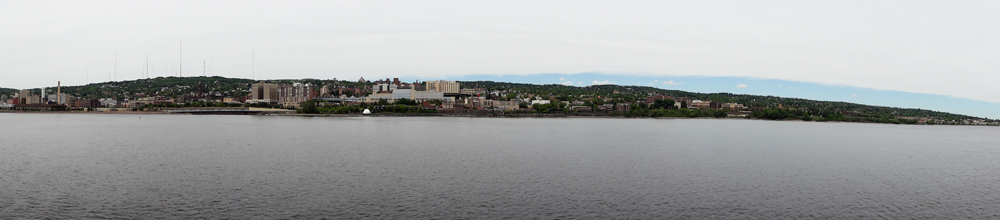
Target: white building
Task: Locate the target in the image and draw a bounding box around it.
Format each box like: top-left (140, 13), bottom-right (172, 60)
top-left (373, 83), bottom-right (398, 93)
top-left (99, 98), bottom-right (118, 108)
top-left (367, 89), bottom-right (454, 103)
top-left (425, 80), bottom-right (460, 94)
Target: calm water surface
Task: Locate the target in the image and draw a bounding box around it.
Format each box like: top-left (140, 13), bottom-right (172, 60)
top-left (1, 113), bottom-right (999, 219)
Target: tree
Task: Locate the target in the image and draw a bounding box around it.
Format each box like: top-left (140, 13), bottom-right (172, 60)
top-left (652, 99), bottom-right (675, 109)
top-left (300, 100), bottom-right (319, 114)
top-left (713, 109), bottom-right (727, 118)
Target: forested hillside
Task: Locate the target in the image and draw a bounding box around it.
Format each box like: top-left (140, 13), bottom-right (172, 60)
top-left (461, 81), bottom-right (990, 123)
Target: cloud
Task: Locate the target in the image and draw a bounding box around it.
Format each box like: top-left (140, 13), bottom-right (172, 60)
top-left (662, 80), bottom-right (681, 85)
top-left (736, 84), bottom-right (748, 89)
top-left (560, 81), bottom-right (574, 86)
top-left (576, 82), bottom-right (582, 85)
top-left (852, 94), bottom-right (858, 97)
top-left (559, 78), bottom-right (565, 81)
top-left (647, 80), bottom-right (659, 86)
top-left (592, 80), bottom-right (616, 85)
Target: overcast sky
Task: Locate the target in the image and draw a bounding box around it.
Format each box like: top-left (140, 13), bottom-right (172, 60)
top-left (2, 1), bottom-right (999, 105)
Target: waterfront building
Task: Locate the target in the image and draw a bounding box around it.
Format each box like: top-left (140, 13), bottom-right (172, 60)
top-left (412, 91), bottom-right (449, 102)
top-left (249, 82), bottom-right (279, 104)
top-left (722, 103), bottom-right (746, 110)
top-left (27, 95), bottom-right (41, 104)
top-left (47, 94), bottom-right (72, 105)
top-left (366, 89), bottom-right (452, 103)
top-left (425, 80), bottom-right (461, 95)
top-left (99, 98), bottom-right (118, 108)
top-left (74, 99), bottom-right (101, 109)
top-left (392, 89), bottom-right (413, 100)
top-left (126, 97), bottom-right (174, 108)
top-left (278, 83), bottom-right (318, 108)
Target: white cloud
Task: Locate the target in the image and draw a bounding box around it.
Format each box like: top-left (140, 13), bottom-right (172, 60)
top-left (647, 80), bottom-right (658, 86)
top-left (560, 81), bottom-right (574, 86)
top-left (662, 80), bottom-right (681, 85)
top-left (559, 78), bottom-right (566, 81)
top-left (576, 81), bottom-right (582, 85)
top-left (736, 84), bottom-right (748, 89)
top-left (852, 94), bottom-right (858, 97)
top-left (592, 80), bottom-right (616, 85)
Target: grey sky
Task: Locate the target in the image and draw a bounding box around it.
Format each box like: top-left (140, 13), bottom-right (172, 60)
top-left (2, 1), bottom-right (998, 104)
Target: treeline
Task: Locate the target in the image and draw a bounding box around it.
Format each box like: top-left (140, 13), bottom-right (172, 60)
top-left (748, 108), bottom-right (922, 124)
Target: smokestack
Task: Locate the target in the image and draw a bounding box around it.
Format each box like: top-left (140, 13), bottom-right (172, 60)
top-left (57, 81), bottom-right (61, 104)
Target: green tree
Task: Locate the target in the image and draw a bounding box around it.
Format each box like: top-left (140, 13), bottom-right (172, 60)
top-left (652, 99), bottom-right (675, 109)
top-left (300, 100), bottom-right (319, 114)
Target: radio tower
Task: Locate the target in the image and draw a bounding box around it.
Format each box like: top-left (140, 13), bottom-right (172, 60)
top-left (179, 40), bottom-right (183, 77)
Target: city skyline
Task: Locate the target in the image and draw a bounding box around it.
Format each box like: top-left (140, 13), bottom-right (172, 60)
top-left (2, 1), bottom-right (998, 111)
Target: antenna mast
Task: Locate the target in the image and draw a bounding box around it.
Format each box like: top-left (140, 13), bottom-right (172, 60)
top-left (179, 40), bottom-right (183, 77)
top-left (252, 48), bottom-right (255, 80)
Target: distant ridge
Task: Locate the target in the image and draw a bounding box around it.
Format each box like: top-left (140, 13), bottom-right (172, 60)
top-left (460, 80), bottom-right (988, 122)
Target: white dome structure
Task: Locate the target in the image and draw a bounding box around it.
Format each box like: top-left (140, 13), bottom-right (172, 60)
top-left (362, 109), bottom-right (371, 114)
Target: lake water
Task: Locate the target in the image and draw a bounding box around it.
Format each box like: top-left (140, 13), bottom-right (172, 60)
top-left (1, 113), bottom-right (999, 219)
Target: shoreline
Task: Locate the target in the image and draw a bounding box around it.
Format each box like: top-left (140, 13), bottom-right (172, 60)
top-left (0, 111), bottom-right (166, 115)
top-left (2, 110), bottom-right (993, 126)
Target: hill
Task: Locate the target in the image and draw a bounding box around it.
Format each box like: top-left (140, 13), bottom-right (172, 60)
top-left (461, 81), bottom-right (991, 124)
top-left (0, 87), bottom-right (16, 96)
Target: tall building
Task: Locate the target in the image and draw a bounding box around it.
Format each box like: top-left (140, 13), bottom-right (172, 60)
top-left (278, 83), bottom-right (317, 107)
top-left (27, 95), bottom-right (41, 104)
top-left (74, 98), bottom-right (101, 109)
top-left (425, 80), bottom-right (460, 94)
top-left (249, 82), bottom-right (279, 104)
